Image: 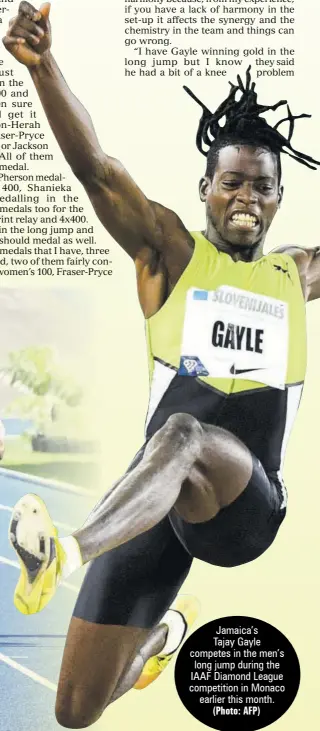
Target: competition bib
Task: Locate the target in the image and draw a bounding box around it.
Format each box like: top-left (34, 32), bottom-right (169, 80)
top-left (179, 286), bottom-right (289, 390)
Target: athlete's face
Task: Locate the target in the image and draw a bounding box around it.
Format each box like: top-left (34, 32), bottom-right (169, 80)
top-left (200, 145), bottom-right (283, 250)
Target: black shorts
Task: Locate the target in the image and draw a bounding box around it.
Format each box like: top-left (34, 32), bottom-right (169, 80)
top-left (73, 447), bottom-right (286, 629)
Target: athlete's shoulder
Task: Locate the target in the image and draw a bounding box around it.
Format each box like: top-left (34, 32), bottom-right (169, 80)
top-left (266, 245), bottom-right (311, 300)
top-left (270, 244), bottom-right (307, 257)
top-left (269, 244), bottom-right (310, 274)
top-left (269, 244), bottom-right (311, 264)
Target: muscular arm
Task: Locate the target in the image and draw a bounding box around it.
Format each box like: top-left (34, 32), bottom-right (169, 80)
top-left (29, 52), bottom-right (180, 260)
top-left (3, 2), bottom-right (193, 312)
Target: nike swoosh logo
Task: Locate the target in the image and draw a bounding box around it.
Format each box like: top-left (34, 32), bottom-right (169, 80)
top-left (230, 366), bottom-right (265, 375)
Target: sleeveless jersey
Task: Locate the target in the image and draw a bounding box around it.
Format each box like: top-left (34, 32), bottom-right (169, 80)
top-left (145, 232), bottom-right (306, 486)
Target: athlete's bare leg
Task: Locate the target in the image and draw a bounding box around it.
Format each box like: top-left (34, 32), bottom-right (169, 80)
top-left (74, 413), bottom-right (253, 564)
top-left (55, 413), bottom-right (252, 728)
top-left (55, 619), bottom-right (167, 728)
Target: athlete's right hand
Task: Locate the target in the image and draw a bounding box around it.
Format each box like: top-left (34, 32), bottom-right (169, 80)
top-left (2, 1), bottom-right (51, 67)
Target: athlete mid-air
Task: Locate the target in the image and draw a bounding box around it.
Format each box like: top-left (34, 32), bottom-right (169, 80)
top-left (3, 2), bottom-right (320, 728)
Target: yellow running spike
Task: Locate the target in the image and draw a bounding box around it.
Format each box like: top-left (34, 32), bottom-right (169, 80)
top-left (9, 494), bottom-right (66, 615)
top-left (134, 594), bottom-right (200, 690)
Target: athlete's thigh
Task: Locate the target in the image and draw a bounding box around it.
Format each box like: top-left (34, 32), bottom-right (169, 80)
top-left (200, 422), bottom-right (254, 505)
top-left (74, 441), bottom-right (192, 628)
top-left (173, 422), bottom-right (254, 523)
top-left (170, 444), bottom-right (285, 568)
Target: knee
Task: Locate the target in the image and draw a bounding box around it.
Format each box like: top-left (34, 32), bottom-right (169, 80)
top-left (55, 688), bottom-right (109, 729)
top-left (55, 701), bottom-right (95, 729)
top-left (145, 413), bottom-right (202, 458)
top-left (165, 413), bottom-right (202, 440)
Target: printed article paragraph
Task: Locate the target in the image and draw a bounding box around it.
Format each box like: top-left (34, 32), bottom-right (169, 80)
top-left (124, 0), bottom-right (296, 77)
top-left (0, 0), bottom-right (113, 278)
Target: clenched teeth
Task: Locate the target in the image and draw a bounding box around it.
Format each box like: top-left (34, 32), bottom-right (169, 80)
top-left (231, 213), bottom-right (258, 228)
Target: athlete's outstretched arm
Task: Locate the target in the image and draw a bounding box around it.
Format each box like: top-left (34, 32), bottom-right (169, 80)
top-left (3, 2), bottom-right (193, 267)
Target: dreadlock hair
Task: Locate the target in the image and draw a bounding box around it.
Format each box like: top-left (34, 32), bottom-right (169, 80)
top-left (184, 66), bottom-right (320, 184)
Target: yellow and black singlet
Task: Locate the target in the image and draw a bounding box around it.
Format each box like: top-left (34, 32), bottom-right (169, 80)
top-left (145, 231), bottom-right (306, 482)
